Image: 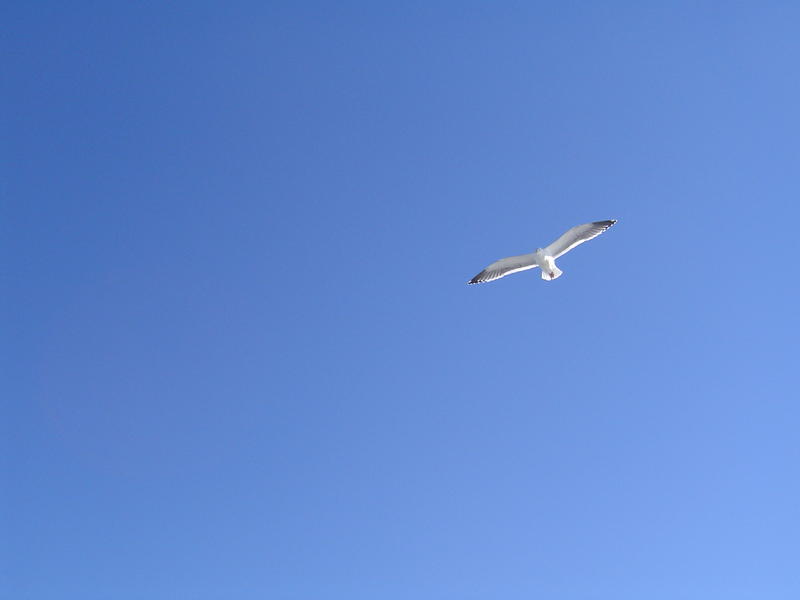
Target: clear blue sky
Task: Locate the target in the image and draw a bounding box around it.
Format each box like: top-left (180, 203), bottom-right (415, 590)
top-left (5, 3), bottom-right (800, 599)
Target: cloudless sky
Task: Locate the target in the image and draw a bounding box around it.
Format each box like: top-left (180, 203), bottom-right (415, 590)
top-left (5, 2), bottom-right (800, 599)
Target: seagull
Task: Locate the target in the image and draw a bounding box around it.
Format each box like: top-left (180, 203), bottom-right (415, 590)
top-left (468, 220), bottom-right (617, 284)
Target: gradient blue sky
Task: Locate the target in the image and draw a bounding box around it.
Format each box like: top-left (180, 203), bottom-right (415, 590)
top-left (5, 3), bottom-right (800, 599)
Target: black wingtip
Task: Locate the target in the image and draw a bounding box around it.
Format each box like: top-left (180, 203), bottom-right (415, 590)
top-left (593, 219), bottom-right (617, 229)
top-left (467, 271), bottom-right (486, 284)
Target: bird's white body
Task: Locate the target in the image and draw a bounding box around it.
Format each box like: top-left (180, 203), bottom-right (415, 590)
top-left (468, 220), bottom-right (616, 285)
top-left (534, 249), bottom-right (563, 280)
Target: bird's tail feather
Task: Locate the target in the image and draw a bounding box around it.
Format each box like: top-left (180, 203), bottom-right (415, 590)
top-left (542, 266), bottom-right (563, 281)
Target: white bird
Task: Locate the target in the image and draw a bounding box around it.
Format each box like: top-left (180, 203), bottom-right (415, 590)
top-left (468, 220), bottom-right (617, 284)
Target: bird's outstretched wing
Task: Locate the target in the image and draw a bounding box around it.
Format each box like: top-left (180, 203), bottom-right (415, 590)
top-left (468, 253), bottom-right (538, 284)
top-left (544, 220), bottom-right (617, 259)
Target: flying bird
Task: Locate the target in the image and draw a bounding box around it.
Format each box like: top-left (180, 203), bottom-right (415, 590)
top-left (468, 220), bottom-right (617, 284)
